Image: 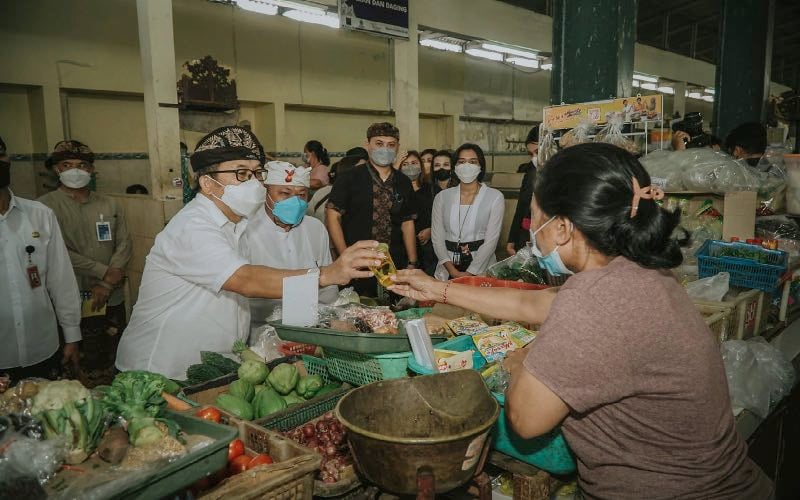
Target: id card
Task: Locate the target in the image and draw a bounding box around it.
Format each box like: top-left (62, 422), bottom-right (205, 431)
top-left (96, 221), bottom-right (112, 241)
top-left (27, 265), bottom-right (42, 289)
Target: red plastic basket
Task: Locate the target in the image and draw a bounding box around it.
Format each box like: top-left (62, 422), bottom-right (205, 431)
top-left (451, 276), bottom-right (549, 291)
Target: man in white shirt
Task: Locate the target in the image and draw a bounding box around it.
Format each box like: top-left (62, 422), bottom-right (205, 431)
top-left (248, 161), bottom-right (339, 325)
top-left (116, 127), bottom-right (379, 379)
top-left (0, 136), bottom-right (82, 382)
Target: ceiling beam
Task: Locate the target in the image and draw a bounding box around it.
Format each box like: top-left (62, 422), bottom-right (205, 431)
top-left (638, 0), bottom-right (700, 26)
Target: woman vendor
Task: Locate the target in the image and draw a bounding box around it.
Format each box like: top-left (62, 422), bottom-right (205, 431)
top-left (389, 143), bottom-right (772, 499)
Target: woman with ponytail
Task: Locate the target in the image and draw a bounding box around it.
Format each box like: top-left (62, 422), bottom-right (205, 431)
top-left (303, 139), bottom-right (331, 190)
top-left (389, 143), bottom-right (772, 499)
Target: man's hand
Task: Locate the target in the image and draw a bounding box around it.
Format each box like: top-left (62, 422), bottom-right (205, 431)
top-left (90, 284), bottom-right (111, 311)
top-left (417, 228), bottom-right (431, 245)
top-left (103, 267), bottom-right (125, 286)
top-left (671, 131), bottom-right (689, 151)
top-left (320, 240), bottom-right (381, 287)
top-left (62, 342), bottom-right (80, 374)
top-left (506, 242), bottom-right (516, 256)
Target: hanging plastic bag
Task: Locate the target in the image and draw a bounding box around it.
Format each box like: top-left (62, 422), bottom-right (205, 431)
top-left (721, 337), bottom-right (795, 418)
top-left (685, 272), bottom-right (730, 302)
top-left (559, 120), bottom-right (594, 149)
top-left (537, 127), bottom-right (558, 167)
top-left (596, 115), bottom-right (639, 155)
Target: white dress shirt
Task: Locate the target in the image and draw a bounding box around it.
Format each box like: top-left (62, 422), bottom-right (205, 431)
top-left (116, 194), bottom-right (251, 379)
top-left (246, 208), bottom-right (337, 324)
top-left (0, 191), bottom-right (81, 368)
top-left (431, 184), bottom-right (505, 281)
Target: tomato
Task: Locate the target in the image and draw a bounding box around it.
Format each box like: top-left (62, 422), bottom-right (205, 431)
top-left (228, 455), bottom-right (252, 475)
top-left (227, 438), bottom-right (245, 461)
top-left (246, 454), bottom-right (274, 469)
top-left (196, 407), bottom-right (222, 423)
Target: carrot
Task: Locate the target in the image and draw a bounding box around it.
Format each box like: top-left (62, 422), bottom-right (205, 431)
top-left (162, 391), bottom-right (192, 411)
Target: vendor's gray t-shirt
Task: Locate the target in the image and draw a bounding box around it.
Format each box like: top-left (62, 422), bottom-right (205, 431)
top-left (524, 256), bottom-right (772, 500)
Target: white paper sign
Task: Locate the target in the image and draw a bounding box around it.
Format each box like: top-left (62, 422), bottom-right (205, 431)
top-left (281, 271), bottom-right (319, 327)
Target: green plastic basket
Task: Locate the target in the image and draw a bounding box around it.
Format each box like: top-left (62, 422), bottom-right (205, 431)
top-left (322, 349), bottom-right (409, 386)
top-left (257, 385), bottom-right (352, 432)
top-left (302, 354), bottom-right (331, 382)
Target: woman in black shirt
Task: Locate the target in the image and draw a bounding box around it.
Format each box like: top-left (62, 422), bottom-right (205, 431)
top-left (400, 151), bottom-right (436, 276)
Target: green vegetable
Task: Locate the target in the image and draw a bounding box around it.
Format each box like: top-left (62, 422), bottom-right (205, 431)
top-left (283, 391), bottom-right (305, 406)
top-left (254, 383), bottom-right (271, 395)
top-left (200, 351), bottom-right (241, 374)
top-left (228, 379), bottom-right (255, 402)
top-left (252, 387), bottom-right (287, 419)
top-left (313, 383), bottom-right (341, 398)
top-left (32, 380), bottom-right (107, 464)
top-left (267, 363), bottom-right (299, 395)
top-left (112, 370), bottom-right (181, 395)
top-left (238, 360), bottom-right (269, 385)
top-left (186, 364), bottom-right (225, 385)
top-left (103, 372), bottom-right (180, 447)
top-left (296, 375), bottom-right (324, 399)
top-left (233, 339), bottom-right (266, 364)
top-left (215, 394), bottom-right (254, 421)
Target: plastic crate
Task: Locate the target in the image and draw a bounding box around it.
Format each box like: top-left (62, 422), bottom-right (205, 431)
top-left (254, 382), bottom-right (352, 431)
top-left (492, 393), bottom-right (576, 476)
top-left (201, 421), bottom-right (320, 500)
top-left (406, 334), bottom-right (487, 375)
top-left (311, 349), bottom-right (410, 386)
top-left (695, 288), bottom-right (766, 340)
top-left (696, 240), bottom-right (788, 294)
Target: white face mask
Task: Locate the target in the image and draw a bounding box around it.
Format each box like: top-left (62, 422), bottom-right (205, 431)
top-left (208, 177), bottom-right (266, 218)
top-left (454, 163), bottom-right (481, 183)
top-left (59, 168), bottom-right (92, 189)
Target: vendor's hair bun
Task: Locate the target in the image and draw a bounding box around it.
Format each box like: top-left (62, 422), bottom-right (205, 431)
top-left (534, 143), bottom-right (682, 269)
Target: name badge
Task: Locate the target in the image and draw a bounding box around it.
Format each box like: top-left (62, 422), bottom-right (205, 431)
top-left (96, 221), bottom-right (112, 242)
top-left (27, 265), bottom-right (42, 289)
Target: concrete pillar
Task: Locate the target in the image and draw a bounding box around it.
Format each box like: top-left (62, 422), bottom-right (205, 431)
top-left (713, 0), bottom-right (774, 141)
top-left (672, 81), bottom-right (687, 119)
top-left (391, 6), bottom-right (419, 150)
top-left (136, 0), bottom-right (181, 200)
top-left (550, 0), bottom-right (637, 104)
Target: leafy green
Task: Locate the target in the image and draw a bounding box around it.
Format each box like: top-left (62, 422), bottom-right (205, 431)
top-left (103, 371), bottom-right (180, 447)
top-left (186, 363), bottom-right (225, 385)
top-left (200, 351), bottom-right (241, 374)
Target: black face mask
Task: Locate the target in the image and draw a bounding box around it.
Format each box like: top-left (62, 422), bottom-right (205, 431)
top-left (0, 160), bottom-right (10, 188)
top-left (745, 157), bottom-right (761, 167)
top-left (433, 169), bottom-right (451, 182)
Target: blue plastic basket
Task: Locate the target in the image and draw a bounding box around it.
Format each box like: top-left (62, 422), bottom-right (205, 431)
top-left (407, 335), bottom-right (487, 375)
top-left (406, 335), bottom-right (575, 474)
top-left (696, 240), bottom-right (788, 294)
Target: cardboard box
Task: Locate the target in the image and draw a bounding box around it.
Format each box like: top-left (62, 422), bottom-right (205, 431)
top-left (665, 191), bottom-right (757, 241)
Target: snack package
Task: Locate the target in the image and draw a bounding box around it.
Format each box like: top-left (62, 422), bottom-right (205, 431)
top-left (472, 323), bottom-right (537, 363)
top-left (447, 315), bottom-right (489, 336)
top-left (434, 350), bottom-right (474, 373)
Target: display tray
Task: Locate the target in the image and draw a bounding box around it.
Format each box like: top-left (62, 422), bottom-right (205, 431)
top-left (271, 322), bottom-right (448, 354)
top-left (45, 411), bottom-right (237, 500)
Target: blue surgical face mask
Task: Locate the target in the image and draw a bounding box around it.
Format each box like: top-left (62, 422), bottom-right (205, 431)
top-left (370, 147), bottom-right (396, 167)
top-left (530, 216), bottom-right (574, 276)
top-left (268, 194), bottom-right (308, 226)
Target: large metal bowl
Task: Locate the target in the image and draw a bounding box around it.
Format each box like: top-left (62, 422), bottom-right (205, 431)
top-left (335, 370), bottom-right (499, 495)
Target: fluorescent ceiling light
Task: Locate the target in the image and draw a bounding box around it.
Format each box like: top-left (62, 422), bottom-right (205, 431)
top-left (632, 80), bottom-right (640, 87)
top-left (633, 73), bottom-right (658, 83)
top-left (640, 82), bottom-right (657, 90)
top-left (507, 57), bottom-right (539, 69)
top-left (688, 91), bottom-right (703, 99)
top-left (237, 0), bottom-right (278, 15)
top-left (268, 0), bottom-right (325, 14)
top-left (657, 86), bottom-right (674, 95)
top-left (481, 42), bottom-right (538, 59)
top-left (704, 88), bottom-right (715, 94)
top-left (419, 38), bottom-right (463, 53)
top-left (541, 63), bottom-right (552, 71)
top-left (702, 94), bottom-right (714, 102)
top-left (283, 9), bottom-right (339, 28)
top-left (465, 48), bottom-right (504, 62)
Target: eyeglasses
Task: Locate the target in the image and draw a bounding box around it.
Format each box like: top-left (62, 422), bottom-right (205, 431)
top-left (455, 158), bottom-right (480, 165)
top-left (213, 168), bottom-right (267, 182)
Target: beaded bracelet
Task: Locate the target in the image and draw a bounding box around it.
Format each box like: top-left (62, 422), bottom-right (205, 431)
top-left (442, 282), bottom-right (452, 304)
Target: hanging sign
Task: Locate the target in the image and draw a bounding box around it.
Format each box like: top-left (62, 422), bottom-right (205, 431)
top-left (543, 94), bottom-right (664, 130)
top-left (339, 0), bottom-right (409, 39)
